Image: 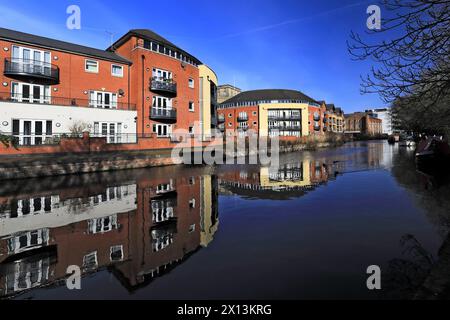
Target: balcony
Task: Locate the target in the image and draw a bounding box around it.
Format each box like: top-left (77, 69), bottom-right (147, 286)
top-left (313, 114), bottom-right (321, 121)
top-left (150, 107), bottom-right (177, 122)
top-left (0, 92), bottom-right (136, 110)
top-left (238, 125), bottom-right (249, 131)
top-left (268, 114), bottom-right (301, 121)
top-left (218, 115), bottom-right (225, 123)
top-left (4, 58), bottom-right (59, 84)
top-left (314, 125), bottom-right (321, 131)
top-left (237, 115), bottom-right (248, 122)
top-left (150, 77), bottom-right (177, 96)
top-left (218, 124), bottom-right (225, 132)
top-left (269, 125), bottom-right (301, 131)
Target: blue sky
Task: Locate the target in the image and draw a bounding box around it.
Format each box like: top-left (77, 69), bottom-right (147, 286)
top-left (0, 0), bottom-right (386, 112)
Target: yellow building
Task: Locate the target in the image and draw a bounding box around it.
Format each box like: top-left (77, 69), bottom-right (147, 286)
top-left (200, 175), bottom-right (219, 247)
top-left (199, 65), bottom-right (218, 140)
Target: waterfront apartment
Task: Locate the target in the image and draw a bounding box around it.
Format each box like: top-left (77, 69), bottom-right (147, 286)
top-left (308, 101), bottom-right (327, 135)
top-left (324, 103), bottom-right (345, 133)
top-left (0, 27), bottom-right (217, 153)
top-left (217, 89), bottom-right (322, 138)
top-left (0, 28), bottom-right (138, 145)
top-left (108, 29), bottom-right (216, 141)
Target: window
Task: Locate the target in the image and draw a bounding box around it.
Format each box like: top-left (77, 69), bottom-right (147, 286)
top-left (88, 215), bottom-right (118, 234)
top-left (189, 101), bottom-right (194, 112)
top-left (152, 67), bottom-right (172, 80)
top-left (93, 122), bottom-right (122, 143)
top-left (228, 122), bottom-right (232, 127)
top-left (12, 119), bottom-right (53, 146)
top-left (189, 198), bottom-right (196, 209)
top-left (85, 59), bottom-right (99, 73)
top-left (253, 121), bottom-right (257, 125)
top-left (111, 64), bottom-right (123, 77)
top-left (83, 251), bottom-right (98, 270)
top-left (110, 245), bottom-right (124, 262)
top-left (188, 78), bottom-right (194, 88)
top-left (11, 82), bottom-right (50, 104)
top-left (253, 111), bottom-right (257, 116)
top-left (189, 224), bottom-right (196, 233)
top-left (228, 113), bottom-right (232, 118)
top-left (152, 96), bottom-right (172, 109)
top-left (152, 124), bottom-right (172, 137)
top-left (89, 91), bottom-right (118, 109)
top-left (189, 177), bottom-right (195, 185)
top-left (189, 126), bottom-right (194, 134)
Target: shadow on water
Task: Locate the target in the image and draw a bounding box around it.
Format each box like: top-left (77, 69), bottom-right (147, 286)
top-left (383, 148), bottom-right (450, 299)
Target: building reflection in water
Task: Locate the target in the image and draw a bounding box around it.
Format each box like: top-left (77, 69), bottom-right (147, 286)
top-left (0, 168), bottom-right (219, 298)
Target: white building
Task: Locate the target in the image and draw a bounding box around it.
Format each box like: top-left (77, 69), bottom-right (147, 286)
top-left (366, 108), bottom-right (393, 135)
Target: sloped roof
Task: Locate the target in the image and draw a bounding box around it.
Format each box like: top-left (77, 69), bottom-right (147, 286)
top-left (108, 29), bottom-right (201, 65)
top-left (221, 89), bottom-right (319, 105)
top-left (0, 28), bottom-right (131, 64)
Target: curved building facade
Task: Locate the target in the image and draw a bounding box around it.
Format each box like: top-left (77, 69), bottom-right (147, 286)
top-left (217, 89), bottom-right (321, 138)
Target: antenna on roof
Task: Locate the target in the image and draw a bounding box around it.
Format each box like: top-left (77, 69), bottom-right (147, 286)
top-left (105, 30), bottom-right (115, 49)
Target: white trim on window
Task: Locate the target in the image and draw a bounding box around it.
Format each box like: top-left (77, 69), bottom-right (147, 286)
top-left (189, 101), bottom-right (195, 112)
top-left (188, 78), bottom-right (195, 88)
top-left (111, 64), bottom-right (123, 77)
top-left (85, 59), bottom-right (99, 73)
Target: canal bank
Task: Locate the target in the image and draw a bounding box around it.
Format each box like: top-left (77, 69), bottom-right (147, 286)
top-left (0, 138), bottom-right (346, 180)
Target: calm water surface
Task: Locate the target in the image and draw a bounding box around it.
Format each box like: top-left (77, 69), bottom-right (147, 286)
top-left (1, 141), bottom-right (449, 299)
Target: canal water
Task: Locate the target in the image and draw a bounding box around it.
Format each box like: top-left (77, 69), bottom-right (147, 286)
top-left (1, 141), bottom-right (449, 299)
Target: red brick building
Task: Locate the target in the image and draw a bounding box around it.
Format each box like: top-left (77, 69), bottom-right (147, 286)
top-left (0, 28), bottom-right (218, 154)
top-left (345, 112), bottom-right (383, 136)
top-left (0, 28), bottom-right (137, 145)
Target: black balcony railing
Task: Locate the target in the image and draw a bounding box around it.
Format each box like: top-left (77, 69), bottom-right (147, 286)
top-left (218, 115), bottom-right (225, 123)
top-left (313, 115), bottom-right (321, 121)
top-left (150, 107), bottom-right (177, 122)
top-left (4, 58), bottom-right (59, 83)
top-left (0, 92), bottom-right (136, 110)
top-left (268, 115), bottom-right (301, 121)
top-left (237, 115), bottom-right (248, 122)
top-left (269, 125), bottom-right (301, 131)
top-left (314, 125), bottom-right (321, 131)
top-left (150, 77), bottom-right (177, 96)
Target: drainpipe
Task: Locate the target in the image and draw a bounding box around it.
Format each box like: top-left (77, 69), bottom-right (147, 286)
top-left (141, 55), bottom-right (145, 138)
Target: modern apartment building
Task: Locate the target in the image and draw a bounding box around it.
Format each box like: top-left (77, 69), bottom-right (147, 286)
top-left (324, 103), bottom-right (345, 133)
top-left (217, 84), bottom-right (241, 104)
top-left (108, 29), bottom-right (203, 141)
top-left (0, 27), bottom-right (218, 151)
top-left (308, 101), bottom-right (327, 135)
top-left (0, 28), bottom-right (137, 145)
top-left (217, 89), bottom-right (320, 138)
